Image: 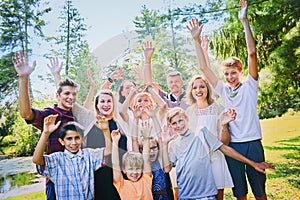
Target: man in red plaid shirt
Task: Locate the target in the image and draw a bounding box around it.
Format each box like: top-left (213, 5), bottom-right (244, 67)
top-left (12, 51), bottom-right (79, 200)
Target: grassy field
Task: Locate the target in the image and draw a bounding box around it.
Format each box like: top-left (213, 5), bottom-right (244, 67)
top-left (5, 114), bottom-right (300, 200)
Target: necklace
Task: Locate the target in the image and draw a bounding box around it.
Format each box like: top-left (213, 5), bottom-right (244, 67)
top-left (229, 83), bottom-right (242, 98)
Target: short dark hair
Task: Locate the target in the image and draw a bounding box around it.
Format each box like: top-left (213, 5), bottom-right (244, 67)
top-left (59, 122), bottom-right (85, 139)
top-left (57, 78), bottom-right (79, 95)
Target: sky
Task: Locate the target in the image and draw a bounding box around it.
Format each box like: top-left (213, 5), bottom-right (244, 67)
top-left (31, 0), bottom-right (216, 96)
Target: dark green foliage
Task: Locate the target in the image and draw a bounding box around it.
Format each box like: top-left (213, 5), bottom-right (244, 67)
top-left (210, 0), bottom-right (300, 118)
top-left (0, 0), bottom-right (51, 52)
top-left (0, 53), bottom-right (18, 108)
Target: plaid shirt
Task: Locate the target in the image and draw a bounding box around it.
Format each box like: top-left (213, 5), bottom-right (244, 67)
top-left (26, 104), bottom-right (75, 154)
top-left (37, 148), bottom-right (106, 200)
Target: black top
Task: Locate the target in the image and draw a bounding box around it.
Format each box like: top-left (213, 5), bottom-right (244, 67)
top-left (86, 119), bottom-right (127, 200)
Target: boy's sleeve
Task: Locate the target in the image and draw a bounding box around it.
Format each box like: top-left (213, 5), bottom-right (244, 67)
top-left (247, 74), bottom-right (259, 92)
top-left (202, 127), bottom-right (223, 151)
top-left (89, 148), bottom-right (107, 171)
top-left (25, 108), bottom-right (46, 130)
top-left (36, 153), bottom-right (59, 180)
top-left (168, 142), bottom-right (177, 166)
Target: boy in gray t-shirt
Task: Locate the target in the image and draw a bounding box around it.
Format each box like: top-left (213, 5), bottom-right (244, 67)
top-left (161, 107), bottom-right (274, 200)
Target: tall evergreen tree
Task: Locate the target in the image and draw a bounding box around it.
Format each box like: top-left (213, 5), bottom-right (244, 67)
top-left (53, 0), bottom-right (87, 76)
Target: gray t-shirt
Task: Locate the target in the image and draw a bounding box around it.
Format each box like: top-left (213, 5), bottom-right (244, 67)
top-left (169, 127), bottom-right (222, 199)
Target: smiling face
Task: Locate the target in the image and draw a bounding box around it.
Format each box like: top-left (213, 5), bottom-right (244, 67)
top-left (96, 93), bottom-right (114, 118)
top-left (123, 163), bottom-right (143, 182)
top-left (134, 93), bottom-right (153, 111)
top-left (169, 113), bottom-right (189, 136)
top-left (122, 152), bottom-right (144, 182)
top-left (191, 78), bottom-right (208, 102)
top-left (167, 75), bottom-right (184, 97)
top-left (223, 66), bottom-right (243, 89)
top-left (56, 86), bottom-right (77, 110)
top-left (59, 130), bottom-right (83, 153)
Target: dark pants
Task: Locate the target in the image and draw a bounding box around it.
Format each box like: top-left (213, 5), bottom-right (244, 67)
top-left (46, 180), bottom-right (56, 200)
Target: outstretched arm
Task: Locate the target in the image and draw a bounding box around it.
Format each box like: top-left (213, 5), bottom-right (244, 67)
top-left (239, 0), bottom-right (258, 80)
top-left (133, 65), bottom-right (144, 81)
top-left (142, 41), bottom-right (154, 85)
top-left (111, 130), bottom-right (122, 183)
top-left (218, 108), bottom-right (236, 145)
top-left (146, 85), bottom-right (168, 122)
top-left (201, 35), bottom-right (210, 68)
top-left (187, 19), bottom-right (219, 88)
top-left (141, 122), bottom-right (152, 175)
top-left (83, 69), bottom-right (96, 109)
top-left (161, 125), bottom-right (176, 173)
top-left (12, 51), bottom-right (36, 120)
top-left (119, 87), bottom-right (138, 123)
top-left (100, 69), bottom-right (125, 90)
top-left (95, 115), bottom-right (112, 156)
top-left (219, 145), bottom-right (275, 174)
top-left (33, 115), bottom-right (61, 165)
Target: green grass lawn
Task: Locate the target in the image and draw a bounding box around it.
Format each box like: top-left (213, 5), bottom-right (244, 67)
top-left (5, 114), bottom-right (300, 200)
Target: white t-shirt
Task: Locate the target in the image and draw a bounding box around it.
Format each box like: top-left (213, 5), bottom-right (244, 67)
top-left (214, 75), bottom-right (262, 142)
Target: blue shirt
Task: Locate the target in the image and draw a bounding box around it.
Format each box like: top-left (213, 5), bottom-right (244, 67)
top-left (37, 148), bottom-right (106, 200)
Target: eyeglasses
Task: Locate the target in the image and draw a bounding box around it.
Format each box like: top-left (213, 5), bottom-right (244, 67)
top-left (150, 146), bottom-right (158, 152)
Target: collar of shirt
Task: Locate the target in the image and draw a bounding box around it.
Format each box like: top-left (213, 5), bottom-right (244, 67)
top-left (169, 91), bottom-right (186, 102)
top-left (53, 104), bottom-right (73, 116)
top-left (64, 148), bottom-right (83, 159)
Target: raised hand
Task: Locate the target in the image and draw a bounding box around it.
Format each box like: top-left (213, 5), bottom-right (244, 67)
top-left (43, 114), bottom-right (61, 136)
top-left (141, 121), bottom-right (152, 139)
top-left (110, 69), bottom-right (125, 81)
top-left (133, 66), bottom-right (144, 81)
top-left (111, 129), bottom-right (121, 143)
top-left (238, 0), bottom-right (248, 20)
top-left (220, 108), bottom-right (237, 125)
top-left (87, 69), bottom-right (96, 88)
top-left (96, 115), bottom-right (109, 131)
top-left (47, 57), bottom-right (63, 76)
top-left (161, 125), bottom-right (176, 144)
top-left (144, 104), bottom-right (155, 118)
top-left (12, 51), bottom-right (36, 77)
top-left (142, 41), bottom-right (154, 63)
top-left (132, 104), bottom-right (143, 119)
top-left (186, 18), bottom-right (204, 42)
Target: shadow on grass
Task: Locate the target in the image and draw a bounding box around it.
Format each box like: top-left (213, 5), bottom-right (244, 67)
top-left (276, 135), bottom-right (300, 143)
top-left (264, 135), bottom-right (300, 189)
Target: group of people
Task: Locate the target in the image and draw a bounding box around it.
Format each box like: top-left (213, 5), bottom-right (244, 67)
top-left (12, 1), bottom-right (274, 200)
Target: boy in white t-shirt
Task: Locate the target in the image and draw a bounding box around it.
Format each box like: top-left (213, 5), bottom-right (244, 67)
top-left (187, 0), bottom-right (270, 199)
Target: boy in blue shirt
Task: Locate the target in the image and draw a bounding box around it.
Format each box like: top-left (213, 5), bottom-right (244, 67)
top-left (33, 114), bottom-right (111, 200)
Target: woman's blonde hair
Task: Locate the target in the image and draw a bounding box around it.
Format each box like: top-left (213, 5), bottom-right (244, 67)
top-left (186, 75), bottom-right (214, 105)
top-left (133, 92), bottom-right (154, 107)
